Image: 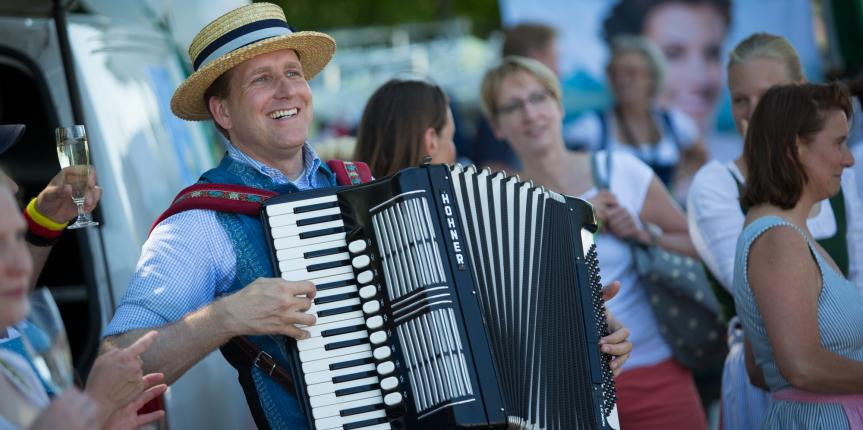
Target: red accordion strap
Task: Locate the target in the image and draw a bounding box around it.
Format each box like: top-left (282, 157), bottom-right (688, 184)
top-left (149, 160), bottom-right (373, 235)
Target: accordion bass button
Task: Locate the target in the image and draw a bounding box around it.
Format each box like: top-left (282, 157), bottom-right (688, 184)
top-left (348, 240), bottom-right (367, 254)
top-left (370, 331), bottom-right (387, 345)
top-left (357, 270), bottom-right (374, 284)
top-left (363, 300), bottom-right (381, 315)
top-left (384, 392), bottom-right (403, 407)
top-left (351, 255), bottom-right (370, 269)
top-left (359, 285), bottom-right (377, 300)
top-left (377, 361), bottom-right (395, 376)
top-left (366, 315), bottom-right (383, 330)
top-left (373, 346), bottom-right (392, 360)
top-left (380, 376), bottom-right (398, 391)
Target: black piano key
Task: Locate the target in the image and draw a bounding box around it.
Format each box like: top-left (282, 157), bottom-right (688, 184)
top-left (339, 403), bottom-right (384, 417)
top-left (316, 278), bottom-right (354, 291)
top-left (293, 201), bottom-right (338, 214)
top-left (304, 246), bottom-right (348, 259)
top-left (316, 292), bottom-right (358, 306)
top-left (329, 357), bottom-right (374, 371)
top-left (335, 383), bottom-right (379, 397)
top-left (332, 370), bottom-right (377, 384)
top-left (296, 213), bottom-right (342, 226)
top-left (343, 416), bottom-right (389, 430)
top-left (299, 226), bottom-right (345, 240)
top-left (321, 323), bottom-right (365, 337)
top-left (307, 259), bottom-right (351, 272)
top-left (325, 337), bottom-right (369, 351)
top-left (318, 304), bottom-right (363, 318)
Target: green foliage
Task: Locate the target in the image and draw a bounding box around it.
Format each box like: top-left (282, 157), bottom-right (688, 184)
top-left (262, 0), bottom-right (501, 37)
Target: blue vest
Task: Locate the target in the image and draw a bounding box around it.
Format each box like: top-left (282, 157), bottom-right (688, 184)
top-left (199, 155), bottom-right (336, 430)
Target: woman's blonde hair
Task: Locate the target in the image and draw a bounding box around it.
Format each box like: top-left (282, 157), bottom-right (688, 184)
top-left (479, 56), bottom-right (563, 123)
top-left (727, 33), bottom-right (804, 82)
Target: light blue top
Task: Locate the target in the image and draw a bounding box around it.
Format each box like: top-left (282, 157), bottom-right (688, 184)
top-left (733, 215), bottom-right (863, 429)
top-left (104, 142), bottom-right (327, 336)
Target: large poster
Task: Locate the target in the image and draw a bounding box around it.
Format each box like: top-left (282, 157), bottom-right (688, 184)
top-left (499, 0), bottom-right (821, 161)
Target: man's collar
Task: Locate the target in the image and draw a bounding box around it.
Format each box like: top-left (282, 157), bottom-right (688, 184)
top-left (224, 141), bottom-right (324, 186)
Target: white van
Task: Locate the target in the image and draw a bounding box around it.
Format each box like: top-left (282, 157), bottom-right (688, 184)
top-left (0, 1), bottom-right (254, 428)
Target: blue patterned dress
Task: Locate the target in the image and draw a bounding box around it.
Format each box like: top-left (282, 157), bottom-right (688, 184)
top-left (733, 216), bottom-right (863, 429)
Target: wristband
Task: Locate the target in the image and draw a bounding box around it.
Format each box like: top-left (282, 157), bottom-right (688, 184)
top-left (23, 198), bottom-right (66, 246)
top-left (25, 198), bottom-right (68, 231)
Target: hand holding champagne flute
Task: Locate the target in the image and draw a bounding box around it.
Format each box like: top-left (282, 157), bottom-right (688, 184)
top-left (55, 125), bottom-right (98, 229)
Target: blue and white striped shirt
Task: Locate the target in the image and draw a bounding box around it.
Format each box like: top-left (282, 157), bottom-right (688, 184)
top-left (104, 142), bottom-right (327, 336)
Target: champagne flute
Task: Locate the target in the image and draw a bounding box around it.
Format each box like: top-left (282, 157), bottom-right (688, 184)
top-left (55, 125), bottom-right (98, 229)
top-left (19, 288), bottom-right (75, 394)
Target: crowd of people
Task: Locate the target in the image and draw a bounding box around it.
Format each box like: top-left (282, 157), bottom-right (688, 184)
top-left (1, 1), bottom-right (862, 429)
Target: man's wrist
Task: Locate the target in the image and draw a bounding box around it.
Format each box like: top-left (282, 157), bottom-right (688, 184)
top-left (209, 296), bottom-right (239, 338)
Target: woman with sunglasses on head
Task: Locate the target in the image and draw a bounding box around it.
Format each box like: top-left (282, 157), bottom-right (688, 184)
top-left (481, 55), bottom-right (704, 430)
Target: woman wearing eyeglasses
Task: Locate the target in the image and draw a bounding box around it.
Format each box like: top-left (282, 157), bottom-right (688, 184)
top-left (480, 55), bottom-right (705, 430)
top-left (567, 35), bottom-right (708, 203)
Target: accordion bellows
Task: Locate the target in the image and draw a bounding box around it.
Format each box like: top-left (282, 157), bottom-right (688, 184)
top-left (263, 164), bottom-right (620, 430)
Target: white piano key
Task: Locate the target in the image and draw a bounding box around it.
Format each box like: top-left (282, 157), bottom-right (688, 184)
top-left (278, 252), bottom-right (350, 272)
top-left (302, 350), bottom-right (373, 374)
top-left (359, 285), bottom-right (377, 300)
top-left (352, 255), bottom-right (371, 269)
top-left (369, 331), bottom-right (387, 345)
top-left (304, 272), bottom-right (355, 288)
top-left (379, 376), bottom-right (398, 391)
top-left (307, 375), bottom-right (380, 397)
top-left (281, 262), bottom-right (354, 282)
top-left (376, 361), bottom-right (394, 376)
top-left (312, 309), bottom-right (365, 327)
top-left (297, 299), bottom-right (362, 328)
top-left (315, 409), bottom-right (387, 430)
top-left (297, 329), bottom-right (368, 351)
top-left (363, 300), bottom-right (381, 315)
top-left (266, 194), bottom-right (338, 216)
top-left (274, 232), bottom-right (346, 250)
top-left (383, 392), bottom-right (403, 407)
top-left (271, 219), bottom-right (345, 240)
top-left (306, 298), bottom-right (361, 318)
top-left (348, 239), bottom-right (368, 254)
top-left (276, 239), bottom-right (346, 261)
top-left (303, 316), bottom-right (365, 339)
top-left (304, 362), bottom-right (376, 386)
top-left (353, 423), bottom-right (392, 430)
top-left (314, 285), bottom-right (359, 300)
top-left (268, 206), bottom-right (341, 227)
top-left (309, 388), bottom-right (383, 409)
top-left (311, 395), bottom-right (384, 420)
top-left (300, 342), bottom-right (371, 363)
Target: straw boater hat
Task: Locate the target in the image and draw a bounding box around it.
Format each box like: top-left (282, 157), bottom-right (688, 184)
top-left (170, 2), bottom-right (336, 121)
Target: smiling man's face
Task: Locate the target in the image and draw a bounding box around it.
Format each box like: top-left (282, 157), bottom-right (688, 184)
top-left (212, 49), bottom-right (314, 168)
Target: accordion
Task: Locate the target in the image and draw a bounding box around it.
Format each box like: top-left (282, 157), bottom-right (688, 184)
top-left (262, 164), bottom-right (619, 430)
